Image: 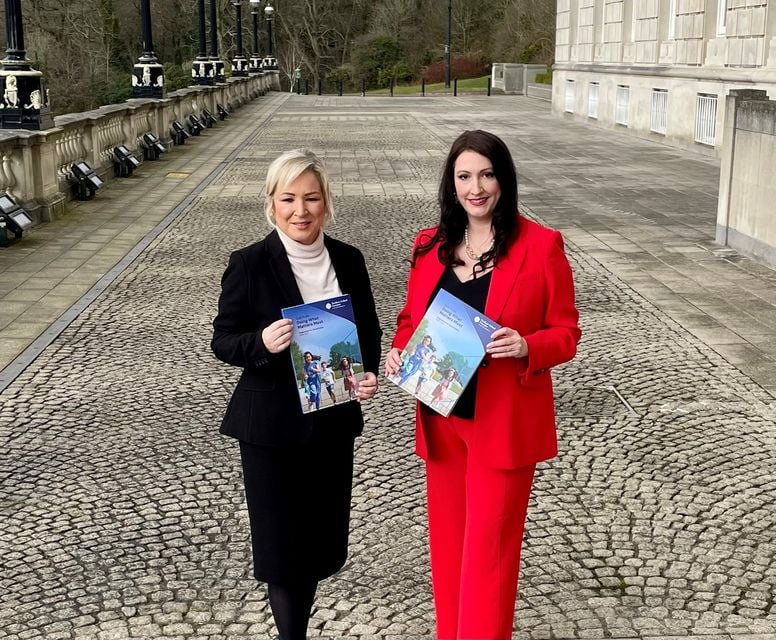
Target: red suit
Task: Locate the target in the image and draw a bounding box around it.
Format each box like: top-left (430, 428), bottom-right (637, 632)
top-left (392, 216), bottom-right (580, 639)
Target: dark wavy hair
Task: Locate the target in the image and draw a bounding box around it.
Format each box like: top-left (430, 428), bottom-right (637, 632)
top-left (413, 130), bottom-right (519, 274)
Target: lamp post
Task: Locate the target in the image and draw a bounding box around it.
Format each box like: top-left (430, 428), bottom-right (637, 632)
top-left (209, 0), bottom-right (226, 83)
top-left (445, 0), bottom-right (452, 89)
top-left (132, 0), bottom-right (165, 98)
top-left (231, 2), bottom-right (249, 77)
top-left (192, 0), bottom-right (214, 85)
top-left (262, 3), bottom-right (277, 70)
top-left (249, 0), bottom-right (263, 73)
top-left (0, 0), bottom-right (54, 129)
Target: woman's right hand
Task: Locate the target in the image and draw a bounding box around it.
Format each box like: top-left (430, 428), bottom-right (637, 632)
top-left (261, 318), bottom-right (294, 354)
top-left (384, 347), bottom-right (403, 377)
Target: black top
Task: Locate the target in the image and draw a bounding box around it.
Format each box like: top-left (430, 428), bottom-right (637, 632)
top-left (430, 266), bottom-right (492, 419)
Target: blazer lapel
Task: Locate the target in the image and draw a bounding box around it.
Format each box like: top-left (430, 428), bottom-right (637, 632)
top-left (325, 235), bottom-right (353, 295)
top-left (266, 230), bottom-right (304, 308)
top-left (485, 230), bottom-right (528, 322)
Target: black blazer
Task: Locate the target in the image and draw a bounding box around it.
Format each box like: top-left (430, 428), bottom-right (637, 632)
top-left (211, 230), bottom-right (382, 446)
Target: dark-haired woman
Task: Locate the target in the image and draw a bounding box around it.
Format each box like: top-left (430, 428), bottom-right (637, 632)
top-left (385, 130), bottom-right (580, 640)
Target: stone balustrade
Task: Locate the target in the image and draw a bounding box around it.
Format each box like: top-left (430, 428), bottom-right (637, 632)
top-left (0, 72), bottom-right (275, 224)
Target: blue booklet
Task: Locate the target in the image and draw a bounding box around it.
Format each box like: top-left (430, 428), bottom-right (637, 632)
top-left (386, 288), bottom-right (500, 417)
top-left (281, 294), bottom-right (363, 413)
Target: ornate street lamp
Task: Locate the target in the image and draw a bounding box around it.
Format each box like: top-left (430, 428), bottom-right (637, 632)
top-left (192, 0), bottom-right (215, 85)
top-left (445, 0), bottom-right (452, 89)
top-left (231, 2), bottom-right (249, 77)
top-left (0, 0), bottom-right (54, 129)
top-left (249, 0), bottom-right (263, 73)
top-left (209, 0), bottom-right (226, 83)
top-left (132, 0), bottom-right (165, 98)
top-left (262, 3), bottom-right (277, 71)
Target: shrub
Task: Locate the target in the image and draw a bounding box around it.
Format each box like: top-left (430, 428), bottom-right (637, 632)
top-left (534, 68), bottom-right (553, 84)
top-left (163, 62), bottom-right (191, 93)
top-left (101, 74), bottom-right (133, 106)
top-left (351, 35), bottom-right (405, 88)
top-left (421, 55), bottom-right (489, 83)
top-left (377, 61), bottom-right (413, 86)
top-left (328, 65), bottom-right (353, 86)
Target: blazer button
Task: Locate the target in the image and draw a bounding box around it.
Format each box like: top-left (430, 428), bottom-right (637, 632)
top-left (480, 360), bottom-right (488, 368)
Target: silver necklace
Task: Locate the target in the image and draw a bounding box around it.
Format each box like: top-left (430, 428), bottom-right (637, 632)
top-left (464, 226), bottom-right (494, 261)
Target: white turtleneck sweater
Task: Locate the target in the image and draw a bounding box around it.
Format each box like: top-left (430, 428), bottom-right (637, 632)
top-left (276, 228), bottom-right (342, 303)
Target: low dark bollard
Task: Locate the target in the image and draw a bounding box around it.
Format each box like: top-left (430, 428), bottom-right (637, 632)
top-left (318, 80), bottom-right (322, 96)
top-left (454, 78), bottom-right (458, 97)
top-left (305, 79), bottom-right (309, 95)
top-left (487, 77), bottom-right (492, 96)
top-left (337, 80), bottom-right (343, 97)
top-left (389, 78), bottom-right (394, 97)
top-left (421, 78), bottom-right (425, 97)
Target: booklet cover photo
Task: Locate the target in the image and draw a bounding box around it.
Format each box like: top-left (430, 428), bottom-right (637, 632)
top-left (386, 288), bottom-right (500, 417)
top-left (281, 294), bottom-right (363, 413)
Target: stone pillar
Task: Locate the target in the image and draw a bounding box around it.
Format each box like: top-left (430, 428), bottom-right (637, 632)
top-left (0, 0), bottom-right (54, 130)
top-left (192, 0), bottom-right (215, 86)
top-left (132, 0), bottom-right (165, 98)
top-left (231, 2), bottom-right (250, 77)
top-left (210, 0), bottom-right (227, 83)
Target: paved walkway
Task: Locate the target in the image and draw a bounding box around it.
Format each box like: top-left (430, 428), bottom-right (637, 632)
top-left (1, 93), bottom-right (775, 640)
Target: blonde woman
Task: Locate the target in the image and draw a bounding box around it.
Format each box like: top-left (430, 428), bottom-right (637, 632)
top-left (212, 149), bottom-right (382, 639)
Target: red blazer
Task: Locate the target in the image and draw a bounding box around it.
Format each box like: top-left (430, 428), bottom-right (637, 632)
top-left (392, 216), bottom-right (581, 469)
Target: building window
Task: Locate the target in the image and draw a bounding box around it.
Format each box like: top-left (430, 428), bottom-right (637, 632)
top-left (650, 89), bottom-right (668, 134)
top-left (588, 82), bottom-right (599, 119)
top-left (565, 80), bottom-right (576, 113)
top-left (717, 0), bottom-right (727, 36)
top-left (616, 85), bottom-right (630, 126)
top-left (668, 0), bottom-right (677, 39)
top-left (695, 94), bottom-right (718, 146)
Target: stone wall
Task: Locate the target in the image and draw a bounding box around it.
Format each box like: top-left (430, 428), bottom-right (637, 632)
top-left (716, 90), bottom-right (776, 265)
top-left (553, 0), bottom-right (776, 154)
top-left (491, 64), bottom-right (547, 94)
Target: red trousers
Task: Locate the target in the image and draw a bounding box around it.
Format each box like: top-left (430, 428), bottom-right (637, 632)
top-left (425, 413), bottom-right (535, 640)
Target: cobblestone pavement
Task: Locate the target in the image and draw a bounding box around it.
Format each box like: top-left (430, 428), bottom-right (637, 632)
top-left (1, 95), bottom-right (775, 640)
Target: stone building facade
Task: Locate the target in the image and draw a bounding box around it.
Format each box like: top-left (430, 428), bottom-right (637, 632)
top-left (552, 0), bottom-right (776, 154)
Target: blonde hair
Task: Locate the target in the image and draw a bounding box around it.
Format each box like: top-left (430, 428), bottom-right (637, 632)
top-left (264, 149), bottom-right (335, 227)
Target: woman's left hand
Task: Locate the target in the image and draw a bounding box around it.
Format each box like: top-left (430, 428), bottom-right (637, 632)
top-left (487, 326), bottom-right (528, 359)
top-left (357, 372), bottom-right (378, 402)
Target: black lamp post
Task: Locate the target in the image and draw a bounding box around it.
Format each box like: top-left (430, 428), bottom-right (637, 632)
top-left (249, 0), bottom-right (263, 73)
top-left (132, 0), bottom-right (165, 98)
top-left (209, 0), bottom-right (226, 83)
top-left (231, 2), bottom-right (249, 77)
top-left (445, 0), bottom-right (452, 89)
top-left (0, 0), bottom-right (54, 129)
top-left (192, 0), bottom-right (215, 85)
top-left (262, 3), bottom-right (277, 70)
